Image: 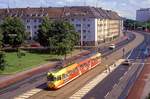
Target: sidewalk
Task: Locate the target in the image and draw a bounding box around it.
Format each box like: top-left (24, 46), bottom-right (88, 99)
top-left (127, 58), bottom-right (150, 99)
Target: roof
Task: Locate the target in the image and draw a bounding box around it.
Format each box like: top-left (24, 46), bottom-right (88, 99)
top-left (0, 6), bottom-right (122, 20)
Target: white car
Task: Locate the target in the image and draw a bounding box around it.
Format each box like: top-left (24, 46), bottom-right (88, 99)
top-left (109, 44), bottom-right (116, 49)
top-left (122, 59), bottom-right (131, 66)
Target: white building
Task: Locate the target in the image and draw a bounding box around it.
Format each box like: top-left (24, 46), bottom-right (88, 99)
top-left (136, 8), bottom-right (150, 22)
top-left (0, 6), bottom-right (123, 46)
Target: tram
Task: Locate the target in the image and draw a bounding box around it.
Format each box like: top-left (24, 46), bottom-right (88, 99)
top-left (47, 51), bottom-right (101, 89)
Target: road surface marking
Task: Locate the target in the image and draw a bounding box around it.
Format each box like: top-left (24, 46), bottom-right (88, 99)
top-left (69, 59), bottom-right (124, 99)
top-left (113, 84), bottom-right (117, 89)
top-left (119, 76), bottom-right (123, 81)
top-left (105, 92), bottom-right (110, 98)
top-left (14, 88), bottom-right (42, 99)
top-left (127, 49), bottom-right (134, 59)
top-left (124, 71), bottom-right (128, 76)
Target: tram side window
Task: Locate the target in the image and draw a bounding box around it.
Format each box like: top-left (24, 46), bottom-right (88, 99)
top-left (57, 75), bottom-right (61, 81)
top-left (62, 74), bottom-right (68, 79)
top-left (62, 74), bottom-right (65, 79)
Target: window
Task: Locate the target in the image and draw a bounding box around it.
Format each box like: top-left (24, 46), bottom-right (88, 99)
top-left (71, 18), bottom-right (74, 21)
top-left (34, 26), bottom-right (37, 29)
top-left (78, 30), bottom-right (81, 33)
top-left (27, 26), bottom-right (30, 29)
top-left (57, 76), bottom-right (61, 81)
top-left (47, 74), bottom-right (56, 81)
top-left (83, 18), bottom-right (86, 21)
top-left (34, 19), bottom-right (37, 22)
top-left (88, 30), bottom-right (90, 33)
top-left (83, 30), bottom-right (86, 33)
top-left (39, 19), bottom-right (42, 23)
top-left (26, 20), bottom-right (30, 23)
top-left (76, 24), bottom-right (81, 27)
top-left (83, 36), bottom-right (86, 39)
top-left (87, 24), bottom-right (90, 27)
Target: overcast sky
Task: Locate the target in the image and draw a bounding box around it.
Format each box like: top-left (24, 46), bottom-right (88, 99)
top-left (0, 0), bottom-right (150, 19)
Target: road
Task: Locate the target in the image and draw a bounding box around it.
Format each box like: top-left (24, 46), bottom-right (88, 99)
top-left (83, 31), bottom-right (149, 99)
top-left (126, 31), bottom-right (150, 99)
top-left (0, 31), bottom-right (141, 99)
top-left (27, 31), bottom-right (144, 99)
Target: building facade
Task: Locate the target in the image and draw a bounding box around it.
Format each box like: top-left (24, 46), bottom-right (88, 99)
top-left (136, 8), bottom-right (150, 22)
top-left (0, 6), bottom-right (123, 46)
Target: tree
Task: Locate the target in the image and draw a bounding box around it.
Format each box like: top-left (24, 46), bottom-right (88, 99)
top-left (0, 17), bottom-right (26, 47)
top-left (37, 17), bottom-right (52, 46)
top-left (49, 20), bottom-right (78, 60)
top-left (37, 18), bottom-right (78, 59)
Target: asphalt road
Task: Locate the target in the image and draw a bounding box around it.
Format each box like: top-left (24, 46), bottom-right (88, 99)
top-left (83, 31), bottom-right (149, 99)
top-left (0, 31), bottom-right (139, 99)
top-left (27, 31), bottom-right (143, 99)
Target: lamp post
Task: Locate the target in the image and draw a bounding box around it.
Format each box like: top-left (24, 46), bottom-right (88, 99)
top-left (80, 19), bottom-right (83, 50)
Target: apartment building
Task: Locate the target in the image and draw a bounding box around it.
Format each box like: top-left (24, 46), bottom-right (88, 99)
top-left (0, 6), bottom-right (123, 46)
top-left (136, 8), bottom-right (150, 22)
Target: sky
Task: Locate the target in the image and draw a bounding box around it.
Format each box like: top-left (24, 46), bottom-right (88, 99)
top-left (0, 0), bottom-right (150, 19)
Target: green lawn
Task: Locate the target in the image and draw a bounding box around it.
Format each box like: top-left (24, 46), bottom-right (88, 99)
top-left (0, 52), bottom-right (63, 74)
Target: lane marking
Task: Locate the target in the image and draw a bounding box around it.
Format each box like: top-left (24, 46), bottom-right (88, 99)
top-left (105, 92), bottom-right (110, 98)
top-left (113, 84), bottom-right (117, 89)
top-left (14, 88), bottom-right (42, 99)
top-left (119, 76), bottom-right (123, 81)
top-left (127, 49), bottom-right (134, 59)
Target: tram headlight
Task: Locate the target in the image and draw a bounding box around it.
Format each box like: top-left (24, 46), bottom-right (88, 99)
top-left (47, 82), bottom-right (55, 89)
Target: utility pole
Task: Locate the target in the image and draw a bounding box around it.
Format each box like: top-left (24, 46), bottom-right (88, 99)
top-left (80, 19), bottom-right (83, 50)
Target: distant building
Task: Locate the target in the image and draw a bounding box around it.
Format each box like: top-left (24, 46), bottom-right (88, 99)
top-left (0, 6), bottom-right (123, 46)
top-left (136, 8), bottom-right (150, 22)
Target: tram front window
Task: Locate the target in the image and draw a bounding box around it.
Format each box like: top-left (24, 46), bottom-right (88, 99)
top-left (47, 74), bottom-right (56, 81)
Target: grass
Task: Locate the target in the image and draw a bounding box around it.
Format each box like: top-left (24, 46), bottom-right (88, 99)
top-left (0, 52), bottom-right (63, 74)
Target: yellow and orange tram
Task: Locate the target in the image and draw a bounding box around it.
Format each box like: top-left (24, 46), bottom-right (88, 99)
top-left (47, 51), bottom-right (101, 89)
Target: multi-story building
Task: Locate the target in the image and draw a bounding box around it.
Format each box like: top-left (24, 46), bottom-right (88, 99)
top-left (136, 8), bottom-right (150, 22)
top-left (0, 6), bottom-right (123, 46)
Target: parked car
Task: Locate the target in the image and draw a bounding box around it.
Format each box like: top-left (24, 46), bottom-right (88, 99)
top-left (109, 44), bottom-right (116, 49)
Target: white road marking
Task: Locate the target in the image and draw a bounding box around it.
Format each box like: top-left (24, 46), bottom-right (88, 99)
top-left (69, 59), bottom-right (125, 99)
top-left (105, 92), bottom-right (110, 98)
top-left (119, 76), bottom-right (123, 81)
top-left (124, 71), bottom-right (128, 76)
top-left (127, 49), bottom-right (134, 59)
top-left (14, 88), bottom-right (42, 99)
top-left (113, 84), bottom-right (117, 89)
